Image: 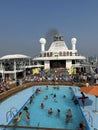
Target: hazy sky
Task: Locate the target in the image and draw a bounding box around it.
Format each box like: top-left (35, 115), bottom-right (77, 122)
top-left (0, 0), bottom-right (98, 58)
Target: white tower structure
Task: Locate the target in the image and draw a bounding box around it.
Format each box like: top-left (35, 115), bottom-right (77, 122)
top-left (71, 38), bottom-right (77, 50)
top-left (39, 38), bottom-right (46, 52)
top-left (33, 35), bottom-right (86, 70)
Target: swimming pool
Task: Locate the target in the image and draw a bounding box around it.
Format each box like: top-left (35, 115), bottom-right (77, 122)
top-left (5, 85), bottom-right (87, 130)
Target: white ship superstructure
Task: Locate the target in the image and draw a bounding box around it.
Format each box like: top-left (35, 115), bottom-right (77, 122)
top-left (33, 35), bottom-right (86, 70)
top-left (0, 54), bottom-right (31, 81)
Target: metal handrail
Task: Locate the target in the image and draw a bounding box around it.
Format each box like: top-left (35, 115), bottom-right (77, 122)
top-left (10, 107), bottom-right (18, 114)
top-left (0, 125), bottom-right (75, 130)
top-left (6, 111), bottom-right (14, 122)
top-left (6, 107), bottom-right (18, 122)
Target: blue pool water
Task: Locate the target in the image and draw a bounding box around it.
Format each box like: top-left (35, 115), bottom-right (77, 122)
top-left (8, 85), bottom-right (87, 130)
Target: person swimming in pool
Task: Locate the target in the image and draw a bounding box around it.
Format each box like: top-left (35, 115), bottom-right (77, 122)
top-left (23, 106), bottom-right (28, 111)
top-left (78, 121), bottom-right (86, 130)
top-left (26, 115), bottom-right (30, 121)
top-left (57, 109), bottom-right (60, 117)
top-left (13, 112), bottom-right (22, 124)
top-left (48, 108), bottom-right (53, 114)
top-left (25, 110), bottom-right (30, 116)
top-left (35, 88), bottom-right (41, 94)
top-left (54, 98), bottom-right (58, 103)
top-left (46, 85), bottom-right (48, 90)
top-left (25, 110), bottom-right (30, 122)
top-left (66, 115), bottom-right (71, 123)
top-left (65, 109), bottom-right (72, 123)
top-left (53, 94), bottom-right (56, 98)
top-left (63, 95), bottom-right (66, 98)
top-left (44, 95), bottom-right (48, 100)
top-left (66, 109), bottom-right (72, 118)
top-left (40, 103), bottom-right (44, 109)
top-left (29, 96), bottom-right (33, 104)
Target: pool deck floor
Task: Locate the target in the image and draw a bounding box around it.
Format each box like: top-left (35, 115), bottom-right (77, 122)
top-left (0, 85), bottom-right (98, 130)
top-left (73, 87), bottom-right (98, 130)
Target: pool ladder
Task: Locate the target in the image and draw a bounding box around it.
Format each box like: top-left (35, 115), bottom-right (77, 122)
top-left (6, 107), bottom-right (18, 122)
top-left (83, 110), bottom-right (93, 127)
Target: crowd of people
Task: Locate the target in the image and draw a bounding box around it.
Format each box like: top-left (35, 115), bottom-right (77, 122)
top-left (0, 79), bottom-right (10, 93)
top-left (25, 69), bottom-right (98, 85)
top-left (0, 67), bottom-right (98, 95)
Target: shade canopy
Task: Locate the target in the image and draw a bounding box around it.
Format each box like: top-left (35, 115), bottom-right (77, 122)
top-left (0, 54), bottom-right (31, 60)
top-left (80, 86), bottom-right (98, 112)
top-left (80, 86), bottom-right (98, 97)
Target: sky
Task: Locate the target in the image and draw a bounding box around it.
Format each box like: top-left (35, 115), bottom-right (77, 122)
top-left (0, 0), bottom-right (98, 58)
